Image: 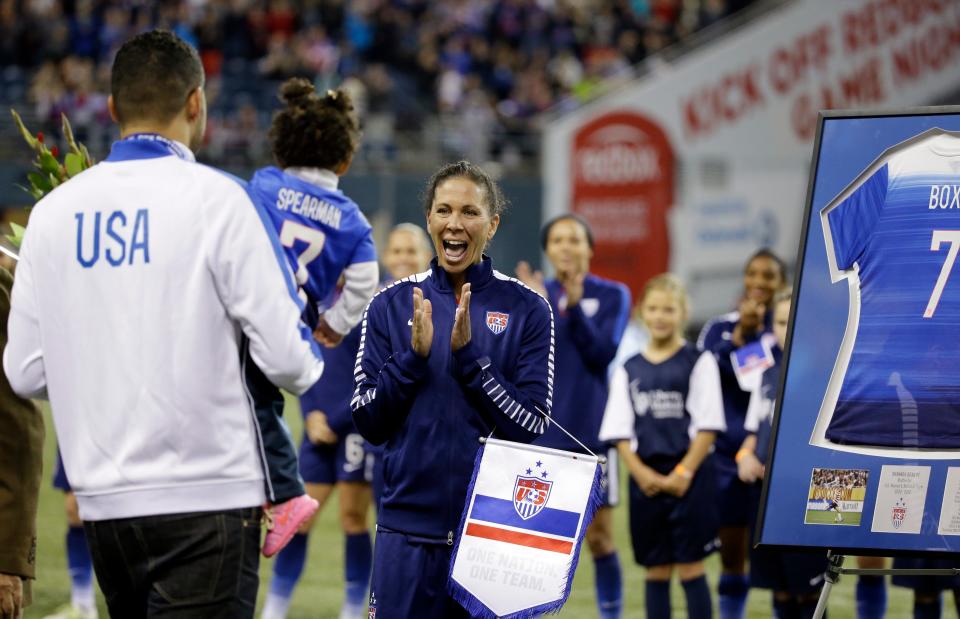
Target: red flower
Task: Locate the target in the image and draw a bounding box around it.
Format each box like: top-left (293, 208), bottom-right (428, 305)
top-left (51, 146), bottom-right (59, 158)
top-left (37, 131), bottom-right (44, 143)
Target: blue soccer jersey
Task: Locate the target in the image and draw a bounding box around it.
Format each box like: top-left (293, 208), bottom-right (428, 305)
top-left (821, 130), bottom-right (960, 448)
top-left (247, 167), bottom-right (376, 306)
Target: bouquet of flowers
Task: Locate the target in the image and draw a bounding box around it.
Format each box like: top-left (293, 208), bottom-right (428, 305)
top-left (8, 109), bottom-right (95, 248)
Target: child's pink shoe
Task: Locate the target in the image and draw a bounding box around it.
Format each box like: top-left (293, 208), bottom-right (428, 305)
top-left (262, 495), bottom-right (319, 557)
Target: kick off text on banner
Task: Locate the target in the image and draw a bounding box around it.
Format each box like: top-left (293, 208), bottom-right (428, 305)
top-left (682, 1), bottom-right (960, 142)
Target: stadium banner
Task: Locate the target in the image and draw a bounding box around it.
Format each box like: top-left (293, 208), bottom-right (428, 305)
top-left (543, 0), bottom-right (960, 320)
top-left (449, 438), bottom-right (602, 619)
top-left (757, 107), bottom-right (960, 555)
top-left (570, 110), bottom-right (674, 297)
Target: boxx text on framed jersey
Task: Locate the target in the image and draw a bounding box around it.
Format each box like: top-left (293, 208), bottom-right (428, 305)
top-left (758, 107), bottom-right (960, 556)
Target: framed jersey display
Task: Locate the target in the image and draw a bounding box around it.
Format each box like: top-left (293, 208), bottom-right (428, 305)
top-left (758, 107), bottom-right (960, 555)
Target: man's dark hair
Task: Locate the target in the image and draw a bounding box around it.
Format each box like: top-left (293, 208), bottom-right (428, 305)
top-left (269, 78), bottom-right (360, 170)
top-left (111, 30), bottom-right (204, 125)
top-left (421, 161), bottom-right (507, 217)
top-left (539, 214), bottom-right (594, 250)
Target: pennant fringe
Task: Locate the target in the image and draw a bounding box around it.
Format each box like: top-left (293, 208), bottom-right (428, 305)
top-left (447, 444), bottom-right (606, 619)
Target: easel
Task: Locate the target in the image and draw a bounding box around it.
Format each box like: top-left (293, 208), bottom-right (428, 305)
top-left (814, 552), bottom-right (960, 618)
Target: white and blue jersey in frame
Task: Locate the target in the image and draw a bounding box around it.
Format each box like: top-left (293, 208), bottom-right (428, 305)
top-left (815, 130), bottom-right (960, 454)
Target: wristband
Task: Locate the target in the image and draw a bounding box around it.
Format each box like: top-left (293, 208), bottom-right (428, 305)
top-left (735, 448), bottom-right (753, 463)
top-left (673, 463), bottom-right (693, 480)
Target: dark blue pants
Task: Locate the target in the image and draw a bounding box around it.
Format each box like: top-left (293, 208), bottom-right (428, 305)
top-left (84, 507), bottom-right (262, 618)
top-left (369, 528), bottom-right (471, 619)
top-left (244, 345), bottom-right (305, 503)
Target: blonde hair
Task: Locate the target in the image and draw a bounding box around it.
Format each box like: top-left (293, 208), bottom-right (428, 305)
top-left (389, 223), bottom-right (432, 257)
top-left (639, 273), bottom-right (690, 325)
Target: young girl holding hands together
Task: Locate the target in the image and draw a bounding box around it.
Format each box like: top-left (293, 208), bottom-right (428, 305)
top-left (600, 274), bottom-right (725, 618)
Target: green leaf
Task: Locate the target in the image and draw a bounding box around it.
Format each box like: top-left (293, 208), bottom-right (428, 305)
top-left (61, 112), bottom-right (80, 155)
top-left (10, 109), bottom-right (39, 151)
top-left (38, 150), bottom-right (60, 175)
top-left (80, 144), bottom-right (94, 167)
top-left (6, 223), bottom-right (26, 249)
top-left (48, 172), bottom-right (60, 188)
top-left (27, 172), bottom-right (51, 194)
top-left (14, 183), bottom-right (41, 201)
top-left (65, 152), bottom-right (84, 177)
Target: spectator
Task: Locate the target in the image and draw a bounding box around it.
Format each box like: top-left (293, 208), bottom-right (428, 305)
top-left (2, 0), bottom-right (755, 167)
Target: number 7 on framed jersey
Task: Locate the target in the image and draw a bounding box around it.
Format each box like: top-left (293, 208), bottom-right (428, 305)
top-left (923, 230), bottom-right (960, 318)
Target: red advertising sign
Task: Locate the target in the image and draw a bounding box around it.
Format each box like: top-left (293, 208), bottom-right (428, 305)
top-left (571, 111), bottom-right (675, 300)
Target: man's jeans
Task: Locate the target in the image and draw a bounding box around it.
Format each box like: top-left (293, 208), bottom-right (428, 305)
top-left (84, 507), bottom-right (262, 618)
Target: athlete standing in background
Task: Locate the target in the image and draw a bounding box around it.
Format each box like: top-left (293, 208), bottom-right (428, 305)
top-left (516, 214), bottom-right (631, 619)
top-left (261, 224), bottom-right (432, 619)
top-left (42, 454), bottom-right (97, 619)
top-left (892, 557), bottom-right (960, 619)
top-left (245, 78), bottom-right (380, 558)
top-left (698, 249), bottom-right (786, 619)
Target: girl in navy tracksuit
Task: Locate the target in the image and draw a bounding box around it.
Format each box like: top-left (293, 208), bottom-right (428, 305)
top-left (601, 274), bottom-right (725, 619)
top-left (351, 161), bottom-right (554, 618)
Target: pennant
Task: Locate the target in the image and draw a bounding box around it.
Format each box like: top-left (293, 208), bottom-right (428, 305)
top-left (449, 438), bottom-right (603, 619)
top-left (731, 332), bottom-right (777, 392)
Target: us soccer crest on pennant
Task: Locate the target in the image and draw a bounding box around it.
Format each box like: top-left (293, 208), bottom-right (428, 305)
top-left (514, 460), bottom-right (552, 520)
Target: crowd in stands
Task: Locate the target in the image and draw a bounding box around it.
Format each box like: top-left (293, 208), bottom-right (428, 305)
top-left (812, 468), bottom-right (869, 489)
top-left (1, 0), bottom-right (756, 169)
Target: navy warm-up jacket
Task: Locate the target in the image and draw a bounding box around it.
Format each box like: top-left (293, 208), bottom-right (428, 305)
top-left (351, 256), bottom-right (555, 542)
top-left (533, 274), bottom-right (630, 454)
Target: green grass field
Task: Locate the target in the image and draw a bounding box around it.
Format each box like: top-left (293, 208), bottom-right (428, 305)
top-left (804, 510), bottom-right (863, 527)
top-left (26, 401), bottom-right (932, 618)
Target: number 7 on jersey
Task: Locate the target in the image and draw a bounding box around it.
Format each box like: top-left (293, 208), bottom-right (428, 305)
top-left (279, 220), bottom-right (326, 286)
top-left (924, 230), bottom-right (960, 318)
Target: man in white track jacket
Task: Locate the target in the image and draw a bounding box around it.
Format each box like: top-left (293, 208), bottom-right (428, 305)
top-left (3, 30), bottom-right (324, 618)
